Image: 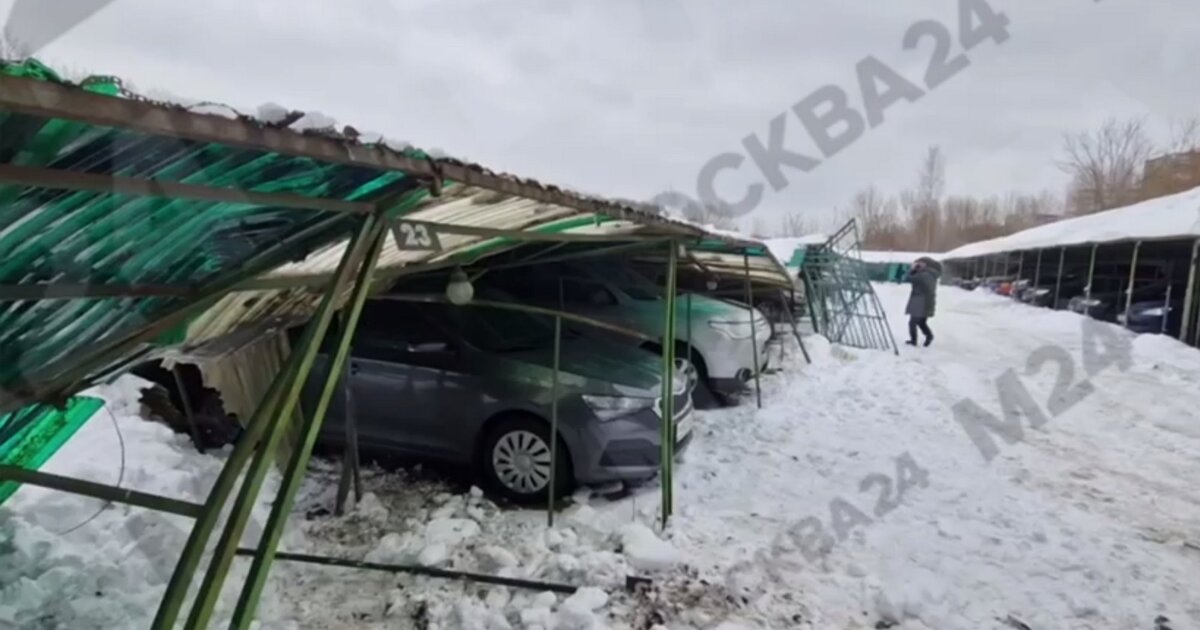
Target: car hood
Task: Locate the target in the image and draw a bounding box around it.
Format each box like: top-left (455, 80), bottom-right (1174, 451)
top-left (503, 337), bottom-right (664, 395)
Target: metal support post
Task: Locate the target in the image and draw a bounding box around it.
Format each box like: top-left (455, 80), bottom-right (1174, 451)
top-left (547, 314), bottom-right (562, 528)
top-left (659, 242), bottom-right (679, 529)
top-left (152, 217), bottom-right (379, 630)
top-left (686, 292), bottom-right (693, 368)
top-left (1033, 249), bottom-right (1043, 293)
top-left (1179, 239), bottom-right (1199, 344)
top-left (1123, 241), bottom-right (1142, 328)
top-left (152, 334), bottom-right (302, 629)
top-left (743, 250), bottom-right (762, 410)
top-left (229, 220), bottom-right (388, 629)
top-left (334, 318), bottom-right (362, 516)
top-left (1053, 247), bottom-right (1066, 308)
top-left (1085, 244), bottom-right (1098, 301)
top-left (1162, 281), bottom-right (1173, 335)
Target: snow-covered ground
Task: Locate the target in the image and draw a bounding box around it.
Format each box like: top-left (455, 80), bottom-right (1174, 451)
top-left (3, 284), bottom-right (1199, 629)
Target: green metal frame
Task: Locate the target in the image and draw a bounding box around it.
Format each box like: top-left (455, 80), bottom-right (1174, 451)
top-left (797, 221), bottom-right (897, 354)
top-left (151, 216), bottom-right (383, 630)
top-left (228, 218), bottom-right (389, 629)
top-left (659, 242), bottom-right (678, 529)
top-left (743, 250), bottom-right (762, 409)
top-left (0, 59), bottom-right (802, 629)
top-left (0, 464), bottom-right (203, 516)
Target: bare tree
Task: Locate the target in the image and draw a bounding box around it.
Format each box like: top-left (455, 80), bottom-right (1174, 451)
top-left (749, 216), bottom-right (770, 238)
top-left (1167, 117), bottom-right (1200, 153)
top-left (778, 211), bottom-right (812, 237)
top-left (850, 186), bottom-right (901, 249)
top-left (0, 27), bottom-right (30, 60)
top-left (904, 146), bottom-right (945, 250)
top-left (681, 200), bottom-right (737, 231)
top-left (1059, 117), bottom-right (1152, 215)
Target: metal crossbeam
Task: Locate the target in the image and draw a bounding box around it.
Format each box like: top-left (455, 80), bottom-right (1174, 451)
top-left (0, 465), bottom-right (203, 517)
top-left (0, 163), bottom-right (375, 215)
top-left (0, 74), bottom-right (711, 237)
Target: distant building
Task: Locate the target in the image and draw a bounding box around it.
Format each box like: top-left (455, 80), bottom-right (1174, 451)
top-left (1141, 151), bottom-right (1200, 199)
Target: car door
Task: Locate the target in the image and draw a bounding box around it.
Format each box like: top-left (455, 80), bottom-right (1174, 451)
top-left (348, 302), bottom-right (475, 461)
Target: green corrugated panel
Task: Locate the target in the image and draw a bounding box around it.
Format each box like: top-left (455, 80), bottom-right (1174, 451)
top-left (0, 397), bottom-right (104, 505)
top-left (789, 247), bottom-right (809, 268)
top-left (0, 58), bottom-right (424, 406)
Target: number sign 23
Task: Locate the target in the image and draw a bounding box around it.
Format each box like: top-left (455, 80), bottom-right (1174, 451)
top-left (391, 220), bottom-right (442, 251)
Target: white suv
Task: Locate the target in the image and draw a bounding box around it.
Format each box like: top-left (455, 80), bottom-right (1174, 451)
top-left (484, 260), bottom-right (772, 406)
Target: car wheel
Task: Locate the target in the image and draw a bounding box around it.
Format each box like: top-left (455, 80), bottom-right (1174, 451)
top-left (673, 342), bottom-right (725, 409)
top-left (481, 416), bottom-right (573, 505)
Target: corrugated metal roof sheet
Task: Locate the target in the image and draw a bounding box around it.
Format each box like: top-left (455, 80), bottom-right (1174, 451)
top-left (0, 57), bottom-right (789, 412)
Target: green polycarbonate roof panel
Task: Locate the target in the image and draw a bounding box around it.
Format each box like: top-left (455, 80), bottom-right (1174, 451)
top-left (0, 396), bottom-right (103, 505)
top-left (0, 58), bottom-right (427, 409)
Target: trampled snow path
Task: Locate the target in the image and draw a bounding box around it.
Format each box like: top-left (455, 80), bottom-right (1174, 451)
top-left (664, 284), bottom-right (1200, 629)
top-left (2, 284), bottom-right (1199, 629)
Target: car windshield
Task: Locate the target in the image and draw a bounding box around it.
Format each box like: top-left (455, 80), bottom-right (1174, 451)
top-left (450, 305), bottom-right (565, 353)
top-left (578, 263), bottom-right (661, 301)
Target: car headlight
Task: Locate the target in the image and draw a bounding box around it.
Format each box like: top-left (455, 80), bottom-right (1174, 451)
top-left (708, 319), bottom-right (754, 339)
top-left (582, 394), bottom-right (656, 421)
top-left (1140, 307), bottom-right (1168, 317)
top-left (1077, 299), bottom-right (1101, 307)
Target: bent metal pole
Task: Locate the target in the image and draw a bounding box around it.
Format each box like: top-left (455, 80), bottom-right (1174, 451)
top-left (229, 219), bottom-right (389, 630)
top-left (153, 217), bottom-right (381, 630)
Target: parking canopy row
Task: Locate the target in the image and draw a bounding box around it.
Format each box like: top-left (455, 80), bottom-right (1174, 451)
top-left (0, 58), bottom-right (799, 628)
top-left (942, 184), bottom-right (1200, 344)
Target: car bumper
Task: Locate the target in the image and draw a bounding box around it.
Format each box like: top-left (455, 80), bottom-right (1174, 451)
top-left (572, 396), bottom-right (695, 485)
top-left (1117, 314), bottom-right (1164, 333)
top-left (700, 323), bottom-right (772, 385)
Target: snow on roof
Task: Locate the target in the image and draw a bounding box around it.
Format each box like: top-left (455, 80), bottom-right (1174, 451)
top-left (859, 250), bottom-right (941, 264)
top-left (765, 235), bottom-right (830, 265)
top-left (945, 185), bottom-right (1200, 259)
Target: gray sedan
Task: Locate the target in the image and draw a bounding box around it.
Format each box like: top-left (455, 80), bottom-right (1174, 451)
top-left (300, 298), bottom-right (695, 503)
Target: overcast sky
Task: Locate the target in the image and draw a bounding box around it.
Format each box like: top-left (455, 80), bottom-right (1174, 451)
top-left (3, 0), bottom-right (1198, 232)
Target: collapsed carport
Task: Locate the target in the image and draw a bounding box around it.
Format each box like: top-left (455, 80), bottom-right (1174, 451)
top-left (942, 185), bottom-right (1200, 345)
top-left (0, 60), bottom-right (794, 628)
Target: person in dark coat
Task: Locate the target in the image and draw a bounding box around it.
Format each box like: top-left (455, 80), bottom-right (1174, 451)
top-left (904, 257), bottom-right (941, 346)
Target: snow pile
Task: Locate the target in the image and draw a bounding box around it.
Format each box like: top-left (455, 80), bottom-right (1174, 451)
top-left (288, 111), bottom-right (338, 133)
top-left (6, 285), bottom-right (1200, 628)
top-left (945, 184), bottom-right (1200, 258)
top-left (616, 523), bottom-right (683, 572)
top-left (0, 375), bottom-right (282, 629)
